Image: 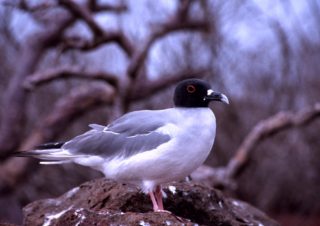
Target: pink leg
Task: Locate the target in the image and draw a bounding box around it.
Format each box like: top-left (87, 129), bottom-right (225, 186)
top-left (149, 191), bottom-right (160, 211)
top-left (150, 186), bottom-right (178, 218)
top-left (154, 185), bottom-right (164, 210)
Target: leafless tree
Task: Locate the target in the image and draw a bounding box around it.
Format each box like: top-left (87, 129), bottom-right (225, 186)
top-left (1, 0), bottom-right (320, 225)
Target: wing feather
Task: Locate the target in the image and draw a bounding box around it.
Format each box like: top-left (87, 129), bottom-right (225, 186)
top-left (63, 110), bottom-right (172, 158)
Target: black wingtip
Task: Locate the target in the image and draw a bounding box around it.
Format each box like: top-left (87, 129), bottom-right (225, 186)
top-left (12, 151), bottom-right (37, 157)
top-left (12, 142), bottom-right (65, 157)
top-left (35, 142), bottom-right (65, 149)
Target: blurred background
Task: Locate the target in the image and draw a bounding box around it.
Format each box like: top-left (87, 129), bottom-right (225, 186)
top-left (0, 0), bottom-right (319, 225)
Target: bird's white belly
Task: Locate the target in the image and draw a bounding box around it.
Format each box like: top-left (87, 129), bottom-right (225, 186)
top-left (101, 108), bottom-right (216, 191)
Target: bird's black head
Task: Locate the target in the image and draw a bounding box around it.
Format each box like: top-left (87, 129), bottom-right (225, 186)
top-left (174, 79), bottom-right (229, 108)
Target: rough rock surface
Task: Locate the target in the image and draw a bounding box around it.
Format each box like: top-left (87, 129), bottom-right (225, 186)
top-left (23, 178), bottom-right (279, 226)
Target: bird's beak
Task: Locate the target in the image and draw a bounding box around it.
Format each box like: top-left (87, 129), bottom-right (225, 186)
top-left (205, 89), bottom-right (229, 104)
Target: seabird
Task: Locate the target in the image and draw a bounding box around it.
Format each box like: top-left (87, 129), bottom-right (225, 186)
top-left (16, 79), bottom-right (229, 212)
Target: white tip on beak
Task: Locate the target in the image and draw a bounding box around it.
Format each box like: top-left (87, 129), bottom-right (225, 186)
top-left (220, 93), bottom-right (229, 104)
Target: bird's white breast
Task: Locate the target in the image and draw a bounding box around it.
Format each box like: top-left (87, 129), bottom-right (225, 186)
top-left (164, 108), bottom-right (216, 179)
top-left (100, 108), bottom-right (216, 192)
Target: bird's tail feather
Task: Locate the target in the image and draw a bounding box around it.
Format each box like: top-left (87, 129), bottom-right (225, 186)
top-left (39, 160), bottom-right (73, 165)
top-left (14, 147), bottom-right (77, 165)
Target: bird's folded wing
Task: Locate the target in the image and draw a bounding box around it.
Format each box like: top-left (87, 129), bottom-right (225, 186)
top-left (63, 110), bottom-right (172, 158)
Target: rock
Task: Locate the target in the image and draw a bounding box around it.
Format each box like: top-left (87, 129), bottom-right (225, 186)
top-left (23, 178), bottom-right (279, 226)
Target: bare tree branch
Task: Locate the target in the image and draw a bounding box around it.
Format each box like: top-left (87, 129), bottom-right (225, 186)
top-left (59, 0), bottom-right (104, 36)
top-left (21, 84), bottom-right (116, 150)
top-left (226, 102), bottom-right (320, 178)
top-left (127, 2), bottom-right (209, 80)
top-left (176, 0), bottom-right (192, 21)
top-left (0, 84), bottom-right (115, 192)
top-left (88, 0), bottom-right (127, 13)
top-left (116, 0), bottom-right (209, 112)
top-left (2, 0), bottom-right (56, 12)
top-left (61, 32), bottom-right (133, 56)
top-left (192, 102), bottom-right (320, 189)
top-left (23, 66), bottom-right (119, 90)
top-left (58, 0), bottom-right (132, 55)
top-left (0, 11), bottom-right (75, 160)
top-left (128, 69), bottom-right (209, 102)
top-left (127, 20), bottom-right (209, 80)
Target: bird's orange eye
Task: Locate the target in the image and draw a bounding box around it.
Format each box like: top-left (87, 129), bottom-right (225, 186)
top-left (186, 85), bottom-right (196, 93)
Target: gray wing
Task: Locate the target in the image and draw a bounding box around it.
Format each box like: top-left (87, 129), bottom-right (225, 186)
top-left (108, 110), bottom-right (168, 135)
top-left (63, 110), bottom-right (171, 158)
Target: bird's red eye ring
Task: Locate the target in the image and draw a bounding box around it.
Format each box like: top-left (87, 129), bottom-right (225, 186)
top-left (186, 85), bottom-right (196, 93)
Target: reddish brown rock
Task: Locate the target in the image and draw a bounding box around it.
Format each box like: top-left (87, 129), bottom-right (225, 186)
top-left (23, 178), bottom-right (279, 226)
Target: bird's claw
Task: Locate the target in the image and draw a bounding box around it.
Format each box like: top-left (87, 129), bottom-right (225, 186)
top-left (155, 209), bottom-right (172, 214)
top-left (155, 209), bottom-right (184, 222)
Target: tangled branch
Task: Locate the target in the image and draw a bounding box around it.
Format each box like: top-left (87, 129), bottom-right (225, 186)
top-left (59, 0), bottom-right (133, 55)
top-left (127, 7), bottom-right (209, 79)
top-left (192, 102), bottom-right (320, 189)
top-left (0, 84), bottom-right (115, 192)
top-left (23, 66), bottom-right (118, 90)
